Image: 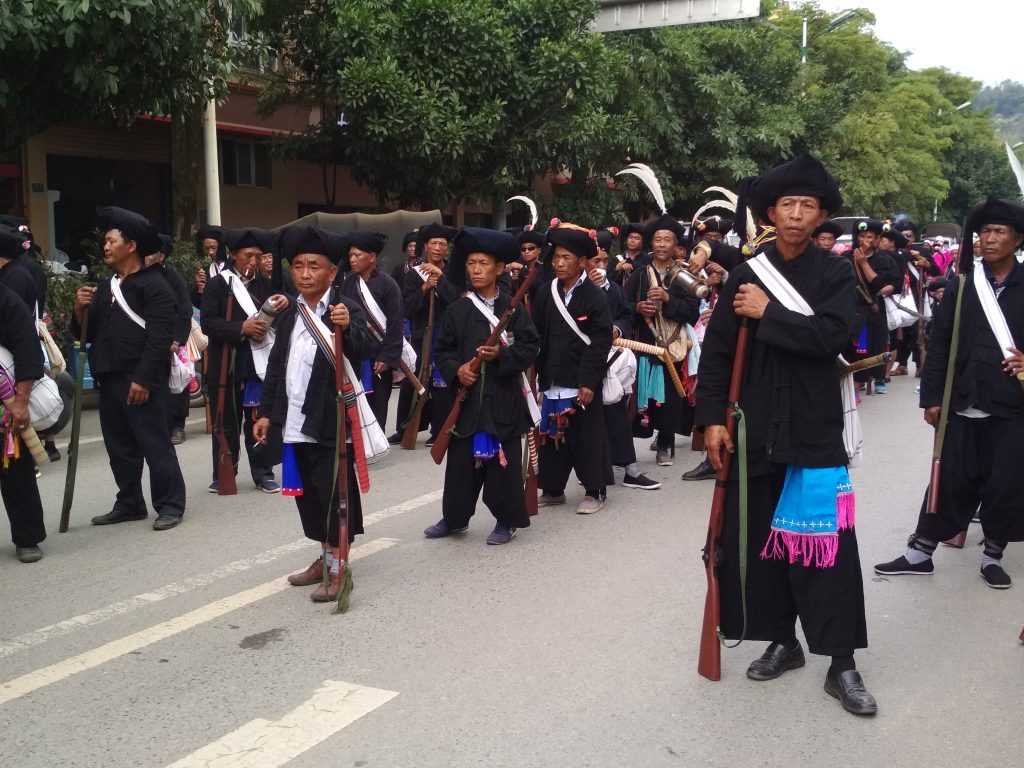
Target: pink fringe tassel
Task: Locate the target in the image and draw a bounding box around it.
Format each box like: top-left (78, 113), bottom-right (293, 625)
top-left (760, 531), bottom-right (839, 568)
top-left (837, 491), bottom-right (856, 530)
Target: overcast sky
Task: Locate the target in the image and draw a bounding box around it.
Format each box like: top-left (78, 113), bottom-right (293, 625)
top-left (817, 0), bottom-right (1023, 86)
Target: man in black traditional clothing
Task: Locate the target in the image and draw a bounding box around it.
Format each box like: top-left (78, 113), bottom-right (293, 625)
top-left (846, 218), bottom-right (900, 394)
top-left (72, 207), bottom-right (186, 531)
top-left (191, 225), bottom-right (225, 308)
top-left (624, 214), bottom-right (702, 467)
top-left (391, 230), bottom-right (419, 286)
top-left (255, 226), bottom-right (375, 602)
top-left (875, 198), bottom-right (1024, 590)
top-left (611, 223), bottom-right (646, 285)
top-left (879, 227), bottom-right (939, 377)
top-left (532, 223), bottom-right (613, 514)
top-left (337, 230), bottom-right (404, 431)
top-left (145, 235), bottom-right (194, 445)
top-left (423, 228), bottom-right (539, 544)
top-left (696, 153), bottom-right (876, 716)
top-left (390, 223), bottom-right (459, 445)
top-left (201, 227), bottom-right (289, 493)
top-left (0, 230), bottom-right (48, 562)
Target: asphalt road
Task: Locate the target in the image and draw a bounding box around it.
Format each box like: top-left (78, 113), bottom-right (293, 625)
top-left (1, 376), bottom-right (1021, 768)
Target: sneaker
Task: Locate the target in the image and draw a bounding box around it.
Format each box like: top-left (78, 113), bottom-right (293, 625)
top-left (170, 428), bottom-right (186, 445)
top-left (972, 505), bottom-right (981, 524)
top-left (44, 441), bottom-right (62, 462)
top-left (576, 496), bottom-right (604, 514)
top-left (873, 554), bottom-right (934, 576)
top-left (387, 432), bottom-right (402, 445)
top-left (538, 492), bottom-right (566, 507)
top-left (622, 473), bottom-right (661, 490)
top-left (258, 479), bottom-right (281, 494)
top-left (681, 457), bottom-right (716, 481)
top-left (15, 545), bottom-right (43, 563)
top-left (34, 466), bottom-right (41, 478)
top-left (981, 563), bottom-right (1011, 589)
top-left (486, 523), bottom-right (516, 545)
top-left (873, 381), bottom-right (888, 394)
top-left (208, 481), bottom-right (220, 494)
top-left (425, 435), bottom-right (436, 448)
top-left (649, 438), bottom-right (658, 451)
top-left (656, 447), bottom-right (675, 466)
top-left (914, 385), bottom-right (921, 394)
top-left (424, 519), bottom-right (468, 538)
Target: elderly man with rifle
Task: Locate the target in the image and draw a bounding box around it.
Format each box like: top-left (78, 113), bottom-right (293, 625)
top-left (531, 222), bottom-right (613, 515)
top-left (695, 154), bottom-right (876, 716)
top-left (875, 198), bottom-right (1024, 590)
top-left (255, 226), bottom-right (374, 603)
top-left (423, 228), bottom-right (539, 545)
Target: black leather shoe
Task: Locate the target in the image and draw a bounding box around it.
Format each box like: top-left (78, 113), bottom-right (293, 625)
top-left (681, 457), bottom-right (716, 481)
top-left (746, 641), bottom-right (806, 681)
top-left (153, 515), bottom-right (182, 531)
top-left (91, 509), bottom-right (148, 525)
top-left (825, 669), bottom-right (878, 715)
top-left (387, 432), bottom-right (402, 445)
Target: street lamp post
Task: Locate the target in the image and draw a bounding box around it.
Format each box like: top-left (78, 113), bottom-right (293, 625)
top-left (800, 10), bottom-right (859, 65)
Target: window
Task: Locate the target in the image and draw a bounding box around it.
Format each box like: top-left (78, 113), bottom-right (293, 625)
top-left (220, 137), bottom-right (271, 188)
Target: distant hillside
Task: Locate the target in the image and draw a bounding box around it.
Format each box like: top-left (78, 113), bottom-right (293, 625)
top-left (976, 80), bottom-right (1024, 145)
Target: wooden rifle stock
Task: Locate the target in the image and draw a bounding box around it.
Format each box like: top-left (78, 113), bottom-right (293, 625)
top-left (401, 288), bottom-right (435, 450)
top-left (698, 319), bottom-right (751, 682)
top-left (213, 294), bottom-right (237, 495)
top-left (59, 311), bottom-right (89, 532)
top-left (430, 263), bottom-right (539, 465)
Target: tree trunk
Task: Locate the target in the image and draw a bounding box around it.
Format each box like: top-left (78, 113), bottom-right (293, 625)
top-left (170, 110), bottom-right (204, 241)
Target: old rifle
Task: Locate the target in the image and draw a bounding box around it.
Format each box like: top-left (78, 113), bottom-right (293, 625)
top-left (926, 274), bottom-right (966, 515)
top-left (430, 261), bottom-right (539, 465)
top-left (400, 286), bottom-right (435, 450)
top-left (213, 292), bottom-right (237, 495)
top-left (58, 311), bottom-right (89, 532)
top-left (332, 290), bottom-right (354, 613)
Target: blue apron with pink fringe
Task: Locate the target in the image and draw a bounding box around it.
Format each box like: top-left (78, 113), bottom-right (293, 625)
top-left (760, 466), bottom-right (855, 568)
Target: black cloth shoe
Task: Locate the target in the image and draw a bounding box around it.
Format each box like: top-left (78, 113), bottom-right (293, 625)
top-left (825, 669), bottom-right (878, 715)
top-left (425, 435), bottom-right (436, 448)
top-left (873, 554), bottom-right (934, 575)
top-left (16, 545), bottom-right (43, 563)
top-left (44, 440), bottom-right (62, 462)
top-left (981, 563), bottom-right (1011, 589)
top-left (746, 641), bottom-right (805, 681)
top-left (681, 457), bottom-right (716, 481)
top-left (153, 515), bottom-right (182, 531)
top-left (387, 431), bottom-right (402, 445)
top-left (91, 509), bottom-right (148, 525)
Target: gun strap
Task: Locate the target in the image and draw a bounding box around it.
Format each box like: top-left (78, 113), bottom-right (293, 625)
top-left (933, 274), bottom-right (966, 462)
top-left (722, 403), bottom-right (748, 649)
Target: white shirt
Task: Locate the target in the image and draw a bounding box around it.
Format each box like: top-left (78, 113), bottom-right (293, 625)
top-left (283, 290), bottom-right (331, 444)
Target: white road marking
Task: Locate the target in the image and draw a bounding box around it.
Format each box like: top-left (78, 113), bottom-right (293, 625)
top-left (0, 538), bottom-right (397, 707)
top-left (0, 488), bottom-right (441, 660)
top-left (163, 680), bottom-right (398, 768)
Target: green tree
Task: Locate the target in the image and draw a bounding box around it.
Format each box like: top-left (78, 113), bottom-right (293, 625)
top-left (255, 0), bottom-right (624, 210)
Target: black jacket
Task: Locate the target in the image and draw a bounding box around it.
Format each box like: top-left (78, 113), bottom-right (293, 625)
top-left (435, 293), bottom-right (540, 441)
top-left (402, 266), bottom-right (461, 348)
top-left (695, 243), bottom-right (855, 475)
top-left (201, 268), bottom-right (276, 384)
top-left (258, 294), bottom-right (374, 446)
top-left (338, 268), bottom-right (404, 368)
top-left (155, 263), bottom-right (193, 345)
top-left (921, 261), bottom-right (1024, 419)
top-left (532, 276), bottom-right (613, 393)
top-left (0, 282), bottom-right (44, 382)
top-left (71, 266), bottom-right (175, 391)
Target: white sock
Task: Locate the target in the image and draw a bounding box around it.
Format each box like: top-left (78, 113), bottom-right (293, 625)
top-left (981, 553), bottom-right (1003, 571)
top-left (324, 550), bottom-right (334, 571)
top-left (905, 548), bottom-right (931, 565)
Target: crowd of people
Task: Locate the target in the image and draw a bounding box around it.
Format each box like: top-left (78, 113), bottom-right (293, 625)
top-left (2, 152), bottom-right (1022, 719)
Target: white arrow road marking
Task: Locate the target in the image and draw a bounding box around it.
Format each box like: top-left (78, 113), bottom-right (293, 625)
top-left (0, 488), bottom-right (442, 660)
top-left (0, 538), bottom-right (398, 707)
top-left (163, 680), bottom-right (398, 768)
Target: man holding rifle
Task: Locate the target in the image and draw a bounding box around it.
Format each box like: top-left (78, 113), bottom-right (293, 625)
top-left (423, 228), bottom-right (539, 545)
top-left (696, 154), bottom-right (876, 715)
top-left (875, 198), bottom-right (1024, 589)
